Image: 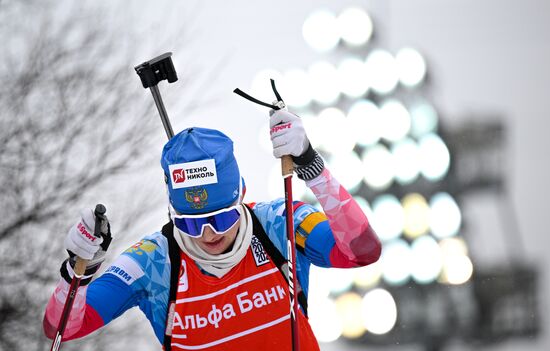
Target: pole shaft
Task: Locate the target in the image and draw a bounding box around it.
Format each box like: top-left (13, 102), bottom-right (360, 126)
top-left (49, 271), bottom-right (84, 351)
top-left (49, 257), bottom-right (89, 351)
top-left (282, 156), bottom-right (299, 351)
top-left (150, 85), bottom-right (174, 139)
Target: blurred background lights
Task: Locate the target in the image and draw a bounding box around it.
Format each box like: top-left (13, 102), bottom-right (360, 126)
top-left (365, 49), bottom-right (399, 95)
top-left (402, 193), bottom-right (430, 239)
top-left (362, 144), bottom-right (395, 190)
top-left (439, 237), bottom-right (473, 285)
top-left (316, 107), bottom-right (354, 153)
top-left (302, 10), bottom-right (339, 52)
top-left (439, 237), bottom-right (468, 256)
top-left (441, 254), bottom-right (473, 285)
top-left (410, 235), bottom-right (443, 284)
top-left (336, 7), bottom-right (373, 47)
top-left (309, 266), bottom-right (355, 298)
top-left (300, 113), bottom-right (322, 149)
top-left (329, 268), bottom-right (356, 295)
top-left (429, 192), bottom-right (462, 238)
top-left (409, 101), bottom-right (439, 138)
top-left (282, 69), bottom-right (312, 109)
top-left (381, 238), bottom-right (412, 285)
top-left (335, 292), bottom-right (366, 339)
top-left (396, 47), bottom-right (427, 87)
top-left (308, 61), bottom-right (340, 105)
top-left (347, 99), bottom-right (382, 147)
top-left (379, 99), bottom-right (411, 142)
top-left (418, 133), bottom-right (451, 181)
top-left (309, 265), bottom-right (331, 299)
top-left (391, 137), bottom-right (421, 185)
top-left (362, 288), bottom-right (397, 335)
top-left (353, 261), bottom-right (382, 289)
top-left (327, 152), bottom-right (363, 192)
top-left (371, 194), bottom-right (404, 242)
top-left (251, 7), bottom-right (482, 346)
top-left (308, 296), bottom-right (343, 343)
top-left (336, 57), bottom-right (369, 98)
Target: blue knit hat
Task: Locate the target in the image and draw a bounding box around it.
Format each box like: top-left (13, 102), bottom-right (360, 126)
top-left (161, 127), bottom-right (241, 214)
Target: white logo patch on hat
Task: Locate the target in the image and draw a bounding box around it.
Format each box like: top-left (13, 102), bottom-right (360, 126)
top-left (169, 159), bottom-right (218, 189)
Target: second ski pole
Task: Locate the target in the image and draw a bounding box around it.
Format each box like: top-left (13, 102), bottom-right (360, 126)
top-left (134, 52), bottom-right (178, 140)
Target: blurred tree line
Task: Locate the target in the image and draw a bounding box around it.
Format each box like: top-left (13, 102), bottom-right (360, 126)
top-left (0, 1), bottom-right (203, 350)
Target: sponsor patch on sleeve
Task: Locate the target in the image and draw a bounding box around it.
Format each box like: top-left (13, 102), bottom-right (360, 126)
top-left (104, 255), bottom-right (144, 285)
top-left (168, 159), bottom-right (218, 189)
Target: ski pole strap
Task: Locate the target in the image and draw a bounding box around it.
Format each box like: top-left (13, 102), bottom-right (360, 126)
top-left (245, 205), bottom-right (308, 316)
top-left (270, 79), bottom-right (283, 104)
top-left (161, 220), bottom-right (181, 351)
top-left (232, 89), bottom-right (280, 110)
top-left (233, 79), bottom-right (286, 110)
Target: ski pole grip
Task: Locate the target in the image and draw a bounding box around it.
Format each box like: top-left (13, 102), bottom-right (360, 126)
top-left (281, 155), bottom-right (294, 177)
top-left (134, 52), bottom-right (178, 89)
top-left (73, 257), bottom-right (88, 277)
top-left (94, 204), bottom-right (107, 235)
top-left (72, 203), bottom-right (106, 277)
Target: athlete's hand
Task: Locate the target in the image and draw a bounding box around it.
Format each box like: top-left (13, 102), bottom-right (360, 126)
top-left (61, 208), bottom-right (112, 285)
top-left (64, 209), bottom-right (104, 260)
top-left (269, 110), bottom-right (310, 159)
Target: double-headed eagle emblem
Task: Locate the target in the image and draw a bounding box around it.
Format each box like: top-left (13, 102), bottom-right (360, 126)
top-left (185, 187), bottom-right (208, 209)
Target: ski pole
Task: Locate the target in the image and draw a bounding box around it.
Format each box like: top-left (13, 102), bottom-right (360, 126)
top-left (233, 81), bottom-right (300, 351)
top-left (281, 138), bottom-right (300, 351)
top-left (134, 54), bottom-right (178, 351)
top-left (134, 52), bottom-right (179, 139)
top-left (50, 204), bottom-right (108, 351)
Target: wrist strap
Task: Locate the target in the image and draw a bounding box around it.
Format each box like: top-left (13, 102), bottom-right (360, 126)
top-left (292, 142), bottom-right (315, 165)
top-left (294, 149), bottom-right (325, 181)
top-left (60, 257), bottom-right (103, 286)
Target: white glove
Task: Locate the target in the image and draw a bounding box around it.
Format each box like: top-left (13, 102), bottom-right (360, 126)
top-left (64, 209), bottom-right (103, 260)
top-left (269, 110), bottom-right (309, 158)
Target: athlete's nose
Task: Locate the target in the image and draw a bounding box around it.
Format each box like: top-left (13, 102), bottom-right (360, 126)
top-left (202, 226), bottom-right (218, 241)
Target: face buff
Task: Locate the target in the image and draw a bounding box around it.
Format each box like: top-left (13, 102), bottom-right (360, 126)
top-left (173, 204), bottom-right (253, 278)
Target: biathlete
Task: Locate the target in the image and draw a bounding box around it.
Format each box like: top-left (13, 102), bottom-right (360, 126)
top-left (43, 109), bottom-right (381, 350)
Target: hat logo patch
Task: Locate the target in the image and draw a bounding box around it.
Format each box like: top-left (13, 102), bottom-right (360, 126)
top-left (172, 169), bottom-right (186, 184)
top-left (168, 159), bottom-right (218, 189)
top-left (185, 187), bottom-right (208, 209)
